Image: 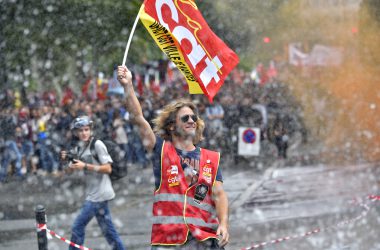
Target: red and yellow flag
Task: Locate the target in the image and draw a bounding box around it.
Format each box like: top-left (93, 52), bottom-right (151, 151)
top-left (140, 0), bottom-right (239, 101)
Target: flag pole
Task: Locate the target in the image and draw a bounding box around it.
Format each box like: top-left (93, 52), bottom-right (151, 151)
top-left (122, 8), bottom-right (141, 66)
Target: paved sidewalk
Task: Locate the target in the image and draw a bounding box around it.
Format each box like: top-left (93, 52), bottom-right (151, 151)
top-left (5, 157), bottom-right (377, 250)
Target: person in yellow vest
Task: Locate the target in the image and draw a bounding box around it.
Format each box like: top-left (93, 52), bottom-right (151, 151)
top-left (117, 65), bottom-right (229, 250)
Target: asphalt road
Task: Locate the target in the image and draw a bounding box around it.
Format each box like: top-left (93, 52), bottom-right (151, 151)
top-left (1, 158), bottom-right (379, 250)
top-left (228, 163), bottom-right (380, 250)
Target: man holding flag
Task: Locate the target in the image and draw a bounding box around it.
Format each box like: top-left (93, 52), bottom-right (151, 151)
top-left (118, 64), bottom-right (229, 249)
top-left (116, 1), bottom-right (238, 248)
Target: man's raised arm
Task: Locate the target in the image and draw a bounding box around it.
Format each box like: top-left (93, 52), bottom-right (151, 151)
top-left (117, 65), bottom-right (156, 153)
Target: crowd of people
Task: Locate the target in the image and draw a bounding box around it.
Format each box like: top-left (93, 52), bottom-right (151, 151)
top-left (0, 93), bottom-right (150, 181)
top-left (0, 62), bottom-right (306, 182)
top-left (0, 61), bottom-right (310, 250)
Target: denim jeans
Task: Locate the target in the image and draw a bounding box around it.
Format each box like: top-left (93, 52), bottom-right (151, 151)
top-left (69, 200), bottom-right (125, 250)
top-left (37, 138), bottom-right (58, 172)
top-left (21, 140), bottom-right (34, 170)
top-left (0, 140), bottom-right (23, 180)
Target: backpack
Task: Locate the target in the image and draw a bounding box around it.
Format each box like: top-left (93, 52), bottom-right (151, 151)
top-left (89, 138), bottom-right (128, 181)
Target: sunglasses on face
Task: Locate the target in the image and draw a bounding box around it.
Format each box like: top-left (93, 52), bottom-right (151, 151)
top-left (180, 114), bottom-right (198, 123)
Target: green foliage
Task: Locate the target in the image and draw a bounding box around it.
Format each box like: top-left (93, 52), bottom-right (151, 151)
top-left (1, 0), bottom-right (157, 90)
top-left (1, 0), bottom-right (299, 91)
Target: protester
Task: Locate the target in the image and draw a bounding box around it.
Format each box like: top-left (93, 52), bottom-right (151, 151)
top-left (34, 105), bottom-right (59, 175)
top-left (117, 65), bottom-right (229, 249)
top-left (0, 60), bottom-right (304, 182)
top-left (112, 108), bottom-right (130, 163)
top-left (272, 115), bottom-right (288, 159)
top-left (18, 107), bottom-right (36, 174)
top-left (205, 96), bottom-right (225, 138)
top-left (205, 96), bottom-right (225, 150)
top-left (0, 108), bottom-right (24, 181)
top-left (60, 116), bottom-right (125, 250)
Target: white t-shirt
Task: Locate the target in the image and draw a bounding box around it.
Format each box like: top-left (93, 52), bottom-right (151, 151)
top-left (75, 139), bottom-right (115, 202)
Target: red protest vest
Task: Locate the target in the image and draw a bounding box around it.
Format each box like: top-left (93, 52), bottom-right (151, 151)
top-left (151, 141), bottom-right (220, 245)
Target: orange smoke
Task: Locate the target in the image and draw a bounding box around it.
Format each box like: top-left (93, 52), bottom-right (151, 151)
top-left (326, 62), bottom-right (380, 162)
top-left (279, 2), bottom-right (380, 164)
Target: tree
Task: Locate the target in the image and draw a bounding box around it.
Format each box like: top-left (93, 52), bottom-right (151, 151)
top-left (1, 0), bottom-right (159, 92)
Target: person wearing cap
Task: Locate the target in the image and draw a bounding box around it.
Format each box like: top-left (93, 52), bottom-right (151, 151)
top-left (60, 116), bottom-right (125, 250)
top-left (117, 65), bottom-right (229, 250)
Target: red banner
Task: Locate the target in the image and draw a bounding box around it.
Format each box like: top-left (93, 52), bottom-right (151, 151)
top-left (140, 0), bottom-right (239, 101)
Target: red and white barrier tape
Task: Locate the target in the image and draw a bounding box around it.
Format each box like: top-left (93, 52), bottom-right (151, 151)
top-left (36, 223), bottom-right (93, 250)
top-left (35, 195), bottom-right (380, 250)
top-left (240, 195), bottom-right (380, 250)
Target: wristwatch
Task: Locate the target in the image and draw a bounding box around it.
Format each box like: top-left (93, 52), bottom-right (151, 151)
top-left (84, 163), bottom-right (88, 171)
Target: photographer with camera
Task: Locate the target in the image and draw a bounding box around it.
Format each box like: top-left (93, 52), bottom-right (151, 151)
top-left (60, 116), bottom-right (125, 250)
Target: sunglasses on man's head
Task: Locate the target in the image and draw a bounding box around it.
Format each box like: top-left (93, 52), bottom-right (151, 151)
top-left (180, 114), bottom-right (198, 123)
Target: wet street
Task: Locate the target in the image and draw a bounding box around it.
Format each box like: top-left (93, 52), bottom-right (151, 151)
top-left (1, 158), bottom-right (379, 250)
top-left (228, 162), bottom-right (380, 250)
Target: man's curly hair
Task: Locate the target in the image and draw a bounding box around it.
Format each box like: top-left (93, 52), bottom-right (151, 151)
top-left (152, 99), bottom-right (205, 144)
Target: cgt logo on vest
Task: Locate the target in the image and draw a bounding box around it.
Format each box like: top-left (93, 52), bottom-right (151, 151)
top-left (202, 161), bottom-right (212, 184)
top-left (203, 167), bottom-right (212, 184)
top-left (168, 175), bottom-right (180, 187)
top-left (168, 165), bottom-right (180, 187)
